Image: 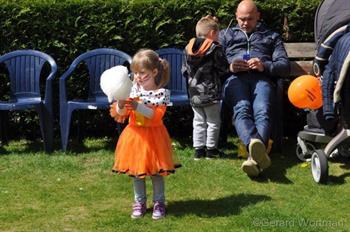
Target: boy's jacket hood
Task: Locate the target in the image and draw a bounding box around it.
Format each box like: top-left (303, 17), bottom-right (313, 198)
top-left (185, 38), bottom-right (215, 57)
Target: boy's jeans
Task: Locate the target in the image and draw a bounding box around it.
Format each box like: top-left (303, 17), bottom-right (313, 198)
top-left (223, 73), bottom-right (273, 146)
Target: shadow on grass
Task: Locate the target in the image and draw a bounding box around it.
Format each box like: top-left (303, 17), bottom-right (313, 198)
top-left (340, 161), bottom-right (350, 169)
top-left (251, 150), bottom-right (297, 184)
top-left (328, 173), bottom-right (350, 184)
top-left (326, 157), bottom-right (350, 184)
top-left (0, 139), bottom-right (49, 155)
top-left (167, 193), bottom-right (271, 217)
top-left (252, 137), bottom-right (305, 184)
top-left (0, 145), bottom-right (7, 154)
top-left (0, 136), bottom-right (116, 155)
top-left (171, 134), bottom-right (192, 149)
top-left (63, 138), bottom-right (116, 154)
top-left (221, 137), bottom-right (300, 184)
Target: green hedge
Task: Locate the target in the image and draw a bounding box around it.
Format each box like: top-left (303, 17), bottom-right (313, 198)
top-left (1, 0), bottom-right (322, 62)
top-left (0, 0), bottom-right (322, 140)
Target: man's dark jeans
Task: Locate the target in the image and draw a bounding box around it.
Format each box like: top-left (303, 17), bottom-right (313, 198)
top-left (223, 73), bottom-right (274, 146)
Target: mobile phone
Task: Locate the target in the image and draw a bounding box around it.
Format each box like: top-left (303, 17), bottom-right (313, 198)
top-left (243, 53), bottom-right (250, 61)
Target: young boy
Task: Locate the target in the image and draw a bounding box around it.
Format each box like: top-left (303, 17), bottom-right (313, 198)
top-left (182, 15), bottom-right (230, 160)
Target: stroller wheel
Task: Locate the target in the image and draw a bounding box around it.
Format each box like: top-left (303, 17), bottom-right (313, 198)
top-left (311, 149), bottom-right (328, 184)
top-left (296, 142), bottom-right (316, 161)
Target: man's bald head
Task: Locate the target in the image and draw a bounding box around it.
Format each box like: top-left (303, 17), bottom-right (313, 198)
top-left (237, 0), bottom-right (258, 14)
top-left (236, 0), bottom-right (260, 33)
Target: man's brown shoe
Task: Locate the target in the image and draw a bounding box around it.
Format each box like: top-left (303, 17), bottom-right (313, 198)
top-left (241, 159), bottom-right (260, 177)
top-left (249, 138), bottom-right (271, 170)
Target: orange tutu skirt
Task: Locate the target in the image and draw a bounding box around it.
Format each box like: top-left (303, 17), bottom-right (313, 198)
top-left (111, 106), bottom-right (180, 178)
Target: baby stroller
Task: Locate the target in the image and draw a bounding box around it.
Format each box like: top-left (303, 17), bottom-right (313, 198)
top-left (295, 0), bottom-right (350, 183)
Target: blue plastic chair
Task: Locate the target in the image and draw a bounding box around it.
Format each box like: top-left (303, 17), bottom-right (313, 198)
top-left (59, 48), bottom-right (132, 151)
top-left (156, 48), bottom-right (189, 106)
top-left (0, 50), bottom-right (57, 153)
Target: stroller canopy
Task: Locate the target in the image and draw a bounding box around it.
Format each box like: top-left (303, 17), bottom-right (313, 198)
top-left (313, 0), bottom-right (350, 76)
top-left (314, 0), bottom-right (350, 48)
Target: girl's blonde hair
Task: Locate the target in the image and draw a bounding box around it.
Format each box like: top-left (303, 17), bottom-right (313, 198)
top-left (196, 15), bottom-right (219, 38)
top-left (130, 49), bottom-right (170, 88)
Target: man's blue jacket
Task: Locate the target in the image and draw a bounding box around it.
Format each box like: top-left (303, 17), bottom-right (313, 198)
top-left (219, 22), bottom-right (290, 79)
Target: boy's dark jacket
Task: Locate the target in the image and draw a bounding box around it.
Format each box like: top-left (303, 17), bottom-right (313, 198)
top-left (182, 38), bottom-right (230, 107)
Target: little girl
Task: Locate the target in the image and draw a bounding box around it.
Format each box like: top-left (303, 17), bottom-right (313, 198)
top-left (110, 49), bottom-right (180, 220)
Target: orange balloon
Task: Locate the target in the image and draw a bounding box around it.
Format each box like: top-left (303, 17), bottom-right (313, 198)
top-left (288, 75), bottom-right (323, 110)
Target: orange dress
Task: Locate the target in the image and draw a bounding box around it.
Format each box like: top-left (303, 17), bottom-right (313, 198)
top-left (111, 86), bottom-right (180, 178)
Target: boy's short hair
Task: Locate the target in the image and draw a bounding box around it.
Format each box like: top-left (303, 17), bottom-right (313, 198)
top-left (195, 15), bottom-right (219, 38)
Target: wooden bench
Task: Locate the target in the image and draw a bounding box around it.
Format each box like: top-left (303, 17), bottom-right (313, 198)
top-left (284, 42), bottom-right (316, 77)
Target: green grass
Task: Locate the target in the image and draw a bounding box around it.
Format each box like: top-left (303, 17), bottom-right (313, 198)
top-left (0, 137), bottom-right (349, 232)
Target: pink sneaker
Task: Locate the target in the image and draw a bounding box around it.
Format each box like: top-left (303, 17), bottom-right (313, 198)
top-left (131, 202), bottom-right (146, 219)
top-left (152, 201), bottom-right (166, 220)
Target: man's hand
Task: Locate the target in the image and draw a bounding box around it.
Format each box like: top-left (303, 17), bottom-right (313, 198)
top-left (247, 58), bottom-right (264, 72)
top-left (230, 59), bottom-right (249, 73)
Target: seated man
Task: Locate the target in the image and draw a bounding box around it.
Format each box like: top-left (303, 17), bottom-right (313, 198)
top-left (219, 0), bottom-right (290, 177)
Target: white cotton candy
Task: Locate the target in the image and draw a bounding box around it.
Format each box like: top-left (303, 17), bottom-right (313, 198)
top-left (100, 65), bottom-right (133, 102)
